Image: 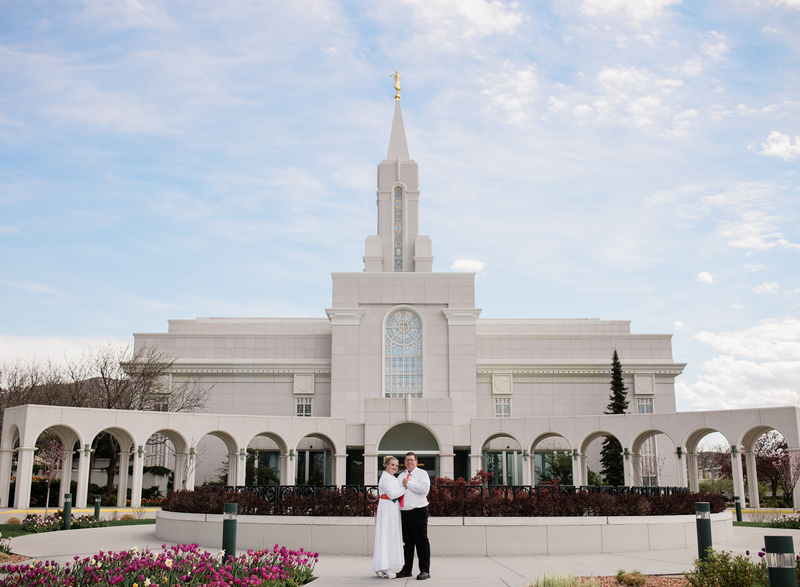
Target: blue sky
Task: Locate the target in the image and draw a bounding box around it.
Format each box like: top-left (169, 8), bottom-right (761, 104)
top-left (1, 0), bottom-right (798, 416)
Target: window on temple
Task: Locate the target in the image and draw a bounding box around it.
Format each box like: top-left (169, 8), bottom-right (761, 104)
top-left (385, 308), bottom-right (422, 397)
top-left (296, 397), bottom-right (312, 417)
top-left (494, 397), bottom-right (511, 417)
top-left (394, 186), bottom-right (403, 271)
top-left (637, 398), bottom-right (653, 414)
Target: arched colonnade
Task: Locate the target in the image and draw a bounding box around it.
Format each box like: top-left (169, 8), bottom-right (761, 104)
top-left (0, 405), bottom-right (347, 509)
top-left (4, 404), bottom-right (800, 511)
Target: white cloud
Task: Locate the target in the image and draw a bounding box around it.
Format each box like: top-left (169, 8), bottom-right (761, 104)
top-left (573, 104), bottom-right (592, 118)
top-left (580, 0), bottom-right (681, 21)
top-left (696, 271), bottom-right (714, 283)
top-left (745, 263), bottom-right (766, 272)
top-left (399, 0), bottom-right (523, 41)
top-left (480, 63), bottom-right (538, 124)
top-left (677, 355), bottom-right (800, 410)
top-left (548, 96), bottom-right (568, 112)
top-left (701, 32), bottom-right (729, 60)
top-left (753, 282), bottom-right (779, 294)
top-left (693, 318), bottom-right (800, 361)
top-left (772, 0), bottom-right (800, 8)
top-left (4, 280), bottom-right (59, 294)
top-left (756, 131), bottom-right (800, 161)
top-left (730, 304), bottom-right (745, 310)
top-left (753, 281), bottom-right (778, 293)
top-left (452, 259), bottom-right (488, 272)
top-left (0, 334), bottom-right (130, 368)
top-left (679, 318), bottom-right (800, 410)
top-left (673, 321), bottom-right (688, 331)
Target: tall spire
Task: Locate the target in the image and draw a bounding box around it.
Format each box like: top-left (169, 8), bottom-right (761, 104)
top-left (387, 99), bottom-right (410, 162)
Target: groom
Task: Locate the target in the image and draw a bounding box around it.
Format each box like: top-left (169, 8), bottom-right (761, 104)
top-left (397, 452), bottom-right (431, 580)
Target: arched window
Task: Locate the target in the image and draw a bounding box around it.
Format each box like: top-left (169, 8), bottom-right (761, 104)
top-left (393, 186), bottom-right (403, 271)
top-left (385, 308), bottom-right (422, 397)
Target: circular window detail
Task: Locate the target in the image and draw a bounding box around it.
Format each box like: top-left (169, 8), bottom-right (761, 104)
top-left (386, 309), bottom-right (422, 345)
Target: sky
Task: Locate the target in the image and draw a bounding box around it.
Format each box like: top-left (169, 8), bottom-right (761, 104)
top-left (1, 0), bottom-right (798, 423)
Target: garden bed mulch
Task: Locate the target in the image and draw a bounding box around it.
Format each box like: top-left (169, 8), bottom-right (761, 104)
top-left (582, 577), bottom-right (686, 586)
top-left (0, 554), bottom-right (30, 565)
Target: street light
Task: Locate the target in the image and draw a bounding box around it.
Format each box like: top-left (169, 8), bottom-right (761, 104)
top-left (695, 502), bottom-right (711, 562)
top-left (222, 503), bottom-right (238, 561)
top-left (764, 536), bottom-right (795, 587)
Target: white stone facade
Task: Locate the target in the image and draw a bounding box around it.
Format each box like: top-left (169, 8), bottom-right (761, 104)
top-left (3, 98), bottom-right (799, 510)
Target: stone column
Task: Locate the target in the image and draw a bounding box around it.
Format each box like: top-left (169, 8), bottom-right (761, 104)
top-left (787, 448), bottom-right (800, 512)
top-left (14, 447), bottom-right (37, 508)
top-left (674, 449), bottom-right (687, 488)
top-left (571, 453), bottom-right (584, 487)
top-left (130, 446), bottom-right (145, 508)
top-left (174, 452), bottom-right (186, 489)
top-left (469, 453), bottom-right (482, 482)
top-left (227, 453), bottom-right (239, 487)
top-left (362, 452), bottom-right (378, 486)
top-left (117, 452), bottom-right (131, 507)
top-left (521, 453), bottom-right (532, 486)
top-left (185, 449), bottom-right (197, 491)
top-left (58, 450), bottom-right (75, 508)
top-left (623, 451), bottom-right (634, 486)
top-left (234, 451), bottom-right (247, 487)
top-left (75, 444), bottom-right (92, 508)
top-left (278, 454), bottom-right (289, 485)
top-left (730, 449), bottom-right (746, 506)
top-left (334, 453), bottom-right (348, 487)
top-left (744, 451), bottom-right (759, 509)
top-left (687, 453), bottom-right (699, 492)
top-left (439, 453), bottom-right (455, 481)
top-left (0, 448), bottom-right (16, 508)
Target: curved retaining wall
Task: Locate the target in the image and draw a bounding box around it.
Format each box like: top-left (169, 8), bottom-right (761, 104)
top-left (156, 510), bottom-right (733, 556)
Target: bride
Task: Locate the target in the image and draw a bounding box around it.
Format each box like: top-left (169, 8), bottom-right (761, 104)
top-left (372, 455), bottom-right (406, 578)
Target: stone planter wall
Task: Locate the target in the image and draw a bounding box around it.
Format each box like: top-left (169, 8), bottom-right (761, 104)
top-left (155, 510), bottom-right (733, 556)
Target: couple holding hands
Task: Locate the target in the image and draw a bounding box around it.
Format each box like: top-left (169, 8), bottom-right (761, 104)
top-left (372, 452), bottom-right (431, 580)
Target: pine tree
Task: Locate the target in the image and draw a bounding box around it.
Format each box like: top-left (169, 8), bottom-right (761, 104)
top-left (600, 350), bottom-right (628, 485)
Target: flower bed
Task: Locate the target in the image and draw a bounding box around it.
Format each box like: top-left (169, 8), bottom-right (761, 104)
top-left (0, 543), bottom-right (317, 587)
top-left (161, 485), bottom-right (726, 517)
top-left (19, 514), bottom-right (108, 534)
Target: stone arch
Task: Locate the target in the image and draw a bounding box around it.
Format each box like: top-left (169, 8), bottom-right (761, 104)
top-left (87, 425), bottom-right (138, 508)
top-left (31, 423), bottom-right (85, 509)
top-left (376, 422), bottom-right (441, 480)
top-left (478, 431), bottom-right (523, 486)
top-left (137, 427), bottom-right (190, 507)
top-left (293, 432), bottom-right (340, 486)
top-left (577, 430), bottom-right (626, 487)
top-left (629, 428), bottom-right (678, 488)
top-left (682, 426), bottom-right (733, 498)
top-left (737, 423), bottom-right (794, 510)
top-left (530, 432), bottom-right (574, 487)
top-left (192, 428), bottom-right (246, 488)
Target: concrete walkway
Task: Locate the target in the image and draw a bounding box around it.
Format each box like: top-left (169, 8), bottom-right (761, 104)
top-left (5, 521), bottom-right (800, 586)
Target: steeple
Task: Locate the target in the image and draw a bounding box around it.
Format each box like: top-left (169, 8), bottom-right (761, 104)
top-left (363, 79), bottom-right (433, 273)
top-left (387, 99), bottom-right (410, 162)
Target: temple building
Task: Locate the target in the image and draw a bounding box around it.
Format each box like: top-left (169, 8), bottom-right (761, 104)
top-left (133, 90), bottom-right (686, 488)
top-left (4, 85), bottom-right (798, 511)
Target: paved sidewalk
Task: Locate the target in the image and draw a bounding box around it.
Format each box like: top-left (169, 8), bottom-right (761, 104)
top-left (6, 523), bottom-right (800, 586)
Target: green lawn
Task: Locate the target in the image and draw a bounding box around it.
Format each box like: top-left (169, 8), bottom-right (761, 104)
top-left (0, 518), bottom-right (155, 538)
top-left (733, 521), bottom-right (772, 528)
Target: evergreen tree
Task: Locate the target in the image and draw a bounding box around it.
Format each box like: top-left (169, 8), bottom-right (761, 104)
top-left (600, 350), bottom-right (628, 485)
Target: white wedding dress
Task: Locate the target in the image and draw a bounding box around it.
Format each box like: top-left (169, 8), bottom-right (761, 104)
top-left (372, 470), bottom-right (406, 573)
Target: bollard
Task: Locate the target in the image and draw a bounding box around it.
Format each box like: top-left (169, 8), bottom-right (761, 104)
top-left (735, 496), bottom-right (743, 522)
top-left (94, 496), bottom-right (102, 521)
top-left (222, 503), bottom-right (238, 560)
top-left (695, 502), bottom-right (711, 561)
top-left (765, 536), bottom-right (795, 587)
top-left (63, 493), bottom-right (72, 530)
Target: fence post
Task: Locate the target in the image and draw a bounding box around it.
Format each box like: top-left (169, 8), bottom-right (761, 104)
top-left (63, 493), bottom-right (72, 530)
top-left (222, 503), bottom-right (238, 560)
top-left (695, 502), bottom-right (712, 561)
top-left (764, 536), bottom-right (795, 587)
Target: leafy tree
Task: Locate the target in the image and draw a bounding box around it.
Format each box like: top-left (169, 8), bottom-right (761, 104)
top-left (37, 435), bottom-right (64, 516)
top-left (535, 449), bottom-right (573, 485)
top-left (600, 350), bottom-right (628, 486)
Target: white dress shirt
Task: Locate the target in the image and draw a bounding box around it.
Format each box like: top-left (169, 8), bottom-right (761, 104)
top-left (400, 466), bottom-right (430, 511)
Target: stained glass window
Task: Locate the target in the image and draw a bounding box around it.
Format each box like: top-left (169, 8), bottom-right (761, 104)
top-left (385, 308), bottom-right (422, 397)
top-left (394, 186), bottom-right (403, 272)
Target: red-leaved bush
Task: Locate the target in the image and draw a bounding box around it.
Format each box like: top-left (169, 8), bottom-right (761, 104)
top-left (162, 477), bottom-right (725, 517)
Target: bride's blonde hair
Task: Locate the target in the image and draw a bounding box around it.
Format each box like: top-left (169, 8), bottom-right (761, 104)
top-left (383, 455), bottom-right (398, 468)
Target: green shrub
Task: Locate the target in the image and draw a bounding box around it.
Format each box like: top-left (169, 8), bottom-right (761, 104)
top-left (683, 549), bottom-right (768, 587)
